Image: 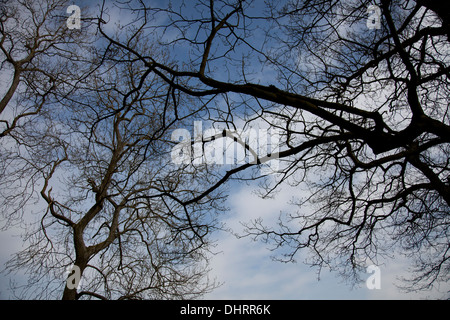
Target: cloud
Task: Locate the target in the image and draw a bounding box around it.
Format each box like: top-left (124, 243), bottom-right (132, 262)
top-left (205, 181), bottom-right (450, 300)
top-left (205, 183), bottom-right (366, 299)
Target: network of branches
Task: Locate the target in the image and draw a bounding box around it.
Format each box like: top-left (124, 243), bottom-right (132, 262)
top-left (0, 0), bottom-right (449, 299)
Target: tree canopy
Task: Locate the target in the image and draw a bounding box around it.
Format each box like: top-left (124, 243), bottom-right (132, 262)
top-left (1, 0), bottom-right (449, 299)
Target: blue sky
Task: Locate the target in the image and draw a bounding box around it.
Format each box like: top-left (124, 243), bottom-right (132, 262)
top-left (1, 0), bottom-right (450, 300)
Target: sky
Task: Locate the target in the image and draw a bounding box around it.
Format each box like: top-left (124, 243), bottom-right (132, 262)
top-left (1, 0), bottom-right (449, 300)
top-left (1, 183), bottom-right (449, 300)
top-left (203, 182), bottom-right (450, 300)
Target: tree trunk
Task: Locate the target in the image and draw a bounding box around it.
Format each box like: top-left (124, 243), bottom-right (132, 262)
top-left (61, 260), bottom-right (86, 300)
top-left (62, 228), bottom-right (88, 300)
top-left (62, 284), bottom-right (78, 300)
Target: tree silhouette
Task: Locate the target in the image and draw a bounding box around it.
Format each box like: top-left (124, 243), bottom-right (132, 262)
top-left (106, 0), bottom-right (449, 292)
top-left (1, 0), bottom-right (449, 298)
top-left (1, 0), bottom-right (220, 299)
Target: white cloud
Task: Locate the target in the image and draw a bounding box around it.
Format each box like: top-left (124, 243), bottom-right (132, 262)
top-left (205, 183), bottom-right (365, 299)
top-left (205, 181), bottom-right (450, 300)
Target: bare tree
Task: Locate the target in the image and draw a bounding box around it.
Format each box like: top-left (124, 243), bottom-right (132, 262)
top-left (2, 0), bottom-right (449, 299)
top-left (0, 0), bottom-right (95, 138)
top-left (1, 0), bottom-right (221, 299)
top-left (104, 0), bottom-right (449, 293)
